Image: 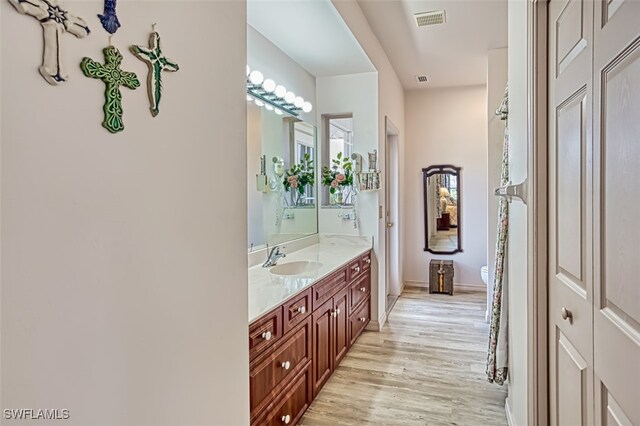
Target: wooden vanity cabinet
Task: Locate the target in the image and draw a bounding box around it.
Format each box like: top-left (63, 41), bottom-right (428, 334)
top-left (250, 250), bottom-right (371, 425)
top-left (311, 287), bottom-right (349, 396)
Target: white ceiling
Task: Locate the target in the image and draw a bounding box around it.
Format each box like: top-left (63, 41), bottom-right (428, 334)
top-left (247, 0), bottom-right (375, 78)
top-left (357, 0), bottom-right (508, 89)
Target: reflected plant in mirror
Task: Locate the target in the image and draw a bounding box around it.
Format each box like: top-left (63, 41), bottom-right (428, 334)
top-left (322, 152), bottom-right (354, 205)
top-left (283, 153), bottom-right (315, 207)
top-left (423, 165), bottom-right (462, 254)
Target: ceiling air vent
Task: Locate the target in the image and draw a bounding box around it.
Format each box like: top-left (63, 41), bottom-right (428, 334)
top-left (415, 75), bottom-right (429, 83)
top-left (414, 10), bottom-right (446, 27)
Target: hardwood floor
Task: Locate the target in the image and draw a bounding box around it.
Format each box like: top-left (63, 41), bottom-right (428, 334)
top-left (300, 285), bottom-right (507, 426)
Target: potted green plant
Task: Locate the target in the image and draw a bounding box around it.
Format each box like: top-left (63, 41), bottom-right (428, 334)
top-left (322, 152), bottom-right (354, 205)
top-left (283, 153), bottom-right (315, 206)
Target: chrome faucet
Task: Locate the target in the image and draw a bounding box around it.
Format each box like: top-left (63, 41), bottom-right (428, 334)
top-left (263, 245), bottom-right (286, 268)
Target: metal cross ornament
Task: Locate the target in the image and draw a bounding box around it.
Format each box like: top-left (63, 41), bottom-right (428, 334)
top-left (98, 0), bottom-right (120, 34)
top-left (130, 30), bottom-right (179, 117)
top-left (9, 0), bottom-right (90, 85)
top-left (80, 46), bottom-right (140, 133)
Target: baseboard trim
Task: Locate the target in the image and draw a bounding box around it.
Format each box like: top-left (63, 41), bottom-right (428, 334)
top-left (365, 319), bottom-right (381, 332)
top-left (505, 397), bottom-right (514, 426)
top-left (404, 280), bottom-right (487, 292)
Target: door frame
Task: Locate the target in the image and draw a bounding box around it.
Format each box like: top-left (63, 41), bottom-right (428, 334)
top-left (529, 0), bottom-right (549, 424)
top-left (384, 116), bottom-right (400, 315)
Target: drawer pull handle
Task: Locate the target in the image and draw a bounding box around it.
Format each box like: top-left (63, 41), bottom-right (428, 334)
top-left (354, 266), bottom-right (361, 273)
top-left (359, 287), bottom-right (366, 292)
top-left (281, 361), bottom-right (291, 370)
top-left (365, 258), bottom-right (371, 265)
top-left (359, 317), bottom-right (366, 322)
top-left (282, 414), bottom-right (291, 424)
top-left (297, 306), bottom-right (306, 314)
top-left (261, 331), bottom-right (272, 341)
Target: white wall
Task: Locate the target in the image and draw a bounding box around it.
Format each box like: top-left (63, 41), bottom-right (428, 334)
top-left (506, 0), bottom-right (531, 424)
top-left (404, 86), bottom-right (488, 286)
top-left (247, 26), bottom-right (316, 126)
top-left (329, 0), bottom-right (406, 327)
top-left (1, 1), bottom-right (249, 425)
top-left (487, 48), bottom-right (509, 319)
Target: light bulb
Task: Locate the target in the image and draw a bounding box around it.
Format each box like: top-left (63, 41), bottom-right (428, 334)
top-left (249, 70), bottom-right (264, 85)
top-left (274, 85), bottom-right (287, 98)
top-left (254, 99), bottom-right (264, 107)
top-left (246, 94), bottom-right (254, 102)
top-left (294, 96), bottom-right (304, 108)
top-left (275, 109), bottom-right (284, 115)
top-left (265, 104), bottom-right (274, 111)
top-left (263, 79), bottom-right (276, 93)
top-left (246, 65), bottom-right (250, 76)
top-left (302, 102), bottom-right (313, 113)
top-left (284, 91), bottom-right (295, 104)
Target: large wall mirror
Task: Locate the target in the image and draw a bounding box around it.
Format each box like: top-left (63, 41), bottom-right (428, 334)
top-left (423, 165), bottom-right (462, 254)
top-left (247, 103), bottom-right (318, 251)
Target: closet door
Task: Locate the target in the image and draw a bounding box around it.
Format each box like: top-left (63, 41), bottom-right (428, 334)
top-left (548, 0), bottom-right (595, 424)
top-left (592, 1), bottom-right (640, 424)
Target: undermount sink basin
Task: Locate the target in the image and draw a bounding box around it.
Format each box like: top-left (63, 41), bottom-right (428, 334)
top-left (270, 261), bottom-right (323, 278)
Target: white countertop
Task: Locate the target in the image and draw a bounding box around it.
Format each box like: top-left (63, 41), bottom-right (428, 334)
top-left (248, 235), bottom-right (373, 323)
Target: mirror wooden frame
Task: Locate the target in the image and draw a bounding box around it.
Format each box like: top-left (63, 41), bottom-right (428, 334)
top-left (422, 165), bottom-right (463, 254)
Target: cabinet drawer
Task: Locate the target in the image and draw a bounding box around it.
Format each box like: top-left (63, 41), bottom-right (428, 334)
top-left (250, 317), bottom-right (311, 417)
top-left (249, 308), bottom-right (282, 361)
top-left (257, 363), bottom-right (312, 426)
top-left (348, 272), bottom-right (371, 315)
top-left (312, 268), bottom-right (347, 311)
top-left (348, 259), bottom-right (363, 282)
top-left (283, 288), bottom-right (311, 334)
top-left (361, 251), bottom-right (372, 271)
top-left (349, 297), bottom-right (370, 346)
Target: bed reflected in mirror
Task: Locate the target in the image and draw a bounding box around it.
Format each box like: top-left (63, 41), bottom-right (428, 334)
top-left (423, 165), bottom-right (462, 254)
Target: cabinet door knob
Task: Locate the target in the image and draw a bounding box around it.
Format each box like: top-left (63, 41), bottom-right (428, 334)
top-left (365, 258), bottom-right (371, 265)
top-left (354, 266), bottom-right (361, 273)
top-left (336, 308), bottom-right (340, 315)
top-left (281, 414), bottom-right (291, 424)
top-left (297, 306), bottom-right (306, 314)
top-left (281, 361), bottom-right (291, 370)
top-left (359, 287), bottom-right (366, 292)
top-left (561, 307), bottom-right (573, 323)
top-left (359, 317), bottom-right (366, 322)
top-left (261, 331), bottom-right (272, 341)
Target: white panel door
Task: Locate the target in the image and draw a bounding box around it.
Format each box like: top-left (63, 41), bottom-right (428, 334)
top-left (548, 0), bottom-right (595, 424)
top-left (593, 1), bottom-right (640, 424)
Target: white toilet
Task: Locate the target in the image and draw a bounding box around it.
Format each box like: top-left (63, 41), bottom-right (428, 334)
top-left (481, 265), bottom-right (489, 286)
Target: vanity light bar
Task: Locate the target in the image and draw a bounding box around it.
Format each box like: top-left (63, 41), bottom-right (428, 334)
top-left (246, 66), bottom-right (313, 117)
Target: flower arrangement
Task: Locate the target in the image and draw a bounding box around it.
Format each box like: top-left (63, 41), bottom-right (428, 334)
top-left (283, 153), bottom-right (315, 206)
top-left (322, 152), bottom-right (354, 202)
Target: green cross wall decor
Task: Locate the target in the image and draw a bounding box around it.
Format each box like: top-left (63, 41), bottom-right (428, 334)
top-left (80, 46), bottom-right (140, 133)
top-left (130, 31), bottom-right (179, 117)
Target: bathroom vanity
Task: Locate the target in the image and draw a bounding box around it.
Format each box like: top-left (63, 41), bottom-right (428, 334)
top-left (248, 241), bottom-right (372, 425)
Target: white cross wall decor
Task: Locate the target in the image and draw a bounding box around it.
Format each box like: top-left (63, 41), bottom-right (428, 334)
top-left (9, 0), bottom-right (90, 85)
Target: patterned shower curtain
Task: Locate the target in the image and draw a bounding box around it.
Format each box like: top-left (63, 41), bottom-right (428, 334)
top-left (487, 88), bottom-right (509, 385)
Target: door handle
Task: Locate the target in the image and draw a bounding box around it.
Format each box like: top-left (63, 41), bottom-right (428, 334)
top-left (494, 180), bottom-right (528, 205)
